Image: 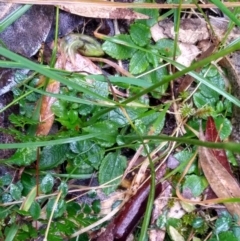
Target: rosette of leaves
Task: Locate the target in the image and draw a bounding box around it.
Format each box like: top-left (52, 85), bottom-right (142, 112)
top-left (102, 22), bottom-right (180, 75)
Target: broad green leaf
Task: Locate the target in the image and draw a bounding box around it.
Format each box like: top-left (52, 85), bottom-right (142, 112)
top-left (58, 182), bottom-right (68, 197)
top-left (83, 121), bottom-right (119, 147)
top-left (214, 117), bottom-right (232, 140)
top-left (2, 193), bottom-right (13, 203)
top-left (134, 8), bottom-right (159, 27)
top-left (75, 213), bottom-right (98, 227)
top-left (108, 107), bottom-right (147, 126)
top-left (4, 147), bottom-right (37, 166)
top-left (129, 50), bottom-right (149, 74)
top-left (102, 34), bottom-right (136, 60)
top-left (0, 174), bottom-right (12, 186)
top-left (232, 226), bottom-right (240, 241)
top-left (40, 174), bottom-right (54, 194)
top-left (192, 217), bottom-right (204, 229)
top-left (193, 92), bottom-right (216, 108)
top-left (99, 152), bottom-right (127, 194)
top-left (130, 23), bottom-right (150, 47)
top-left (143, 66), bottom-right (168, 98)
top-left (154, 39), bottom-right (180, 57)
top-left (10, 182), bottom-right (23, 201)
top-left (174, 151), bottom-right (197, 174)
top-left (46, 198), bottom-right (66, 219)
top-left (146, 50), bottom-right (159, 67)
top-left (66, 202), bottom-right (81, 216)
top-left (66, 157), bottom-right (94, 175)
top-left (29, 201), bottom-right (41, 220)
top-left (209, 231), bottom-right (238, 241)
top-left (182, 175), bottom-right (208, 197)
top-left (70, 140), bottom-right (104, 169)
top-left (39, 144), bottom-right (69, 170)
top-left (92, 200), bottom-right (101, 214)
top-left (83, 204), bottom-right (92, 214)
top-left (215, 215), bottom-right (232, 235)
top-left (0, 206), bottom-right (10, 219)
top-left (199, 66), bottom-right (225, 99)
top-left (21, 173), bottom-right (36, 196)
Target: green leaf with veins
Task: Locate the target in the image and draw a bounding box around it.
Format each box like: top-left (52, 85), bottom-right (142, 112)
top-left (209, 231), bottom-right (238, 241)
top-left (199, 65), bottom-right (225, 99)
top-left (182, 175), bottom-right (208, 197)
top-left (174, 151), bottom-right (197, 174)
top-left (29, 201), bottom-right (41, 220)
top-left (3, 147), bottom-right (37, 166)
top-left (134, 8), bottom-right (159, 27)
top-left (70, 140), bottom-right (104, 169)
top-left (46, 198), bottom-right (66, 219)
top-left (99, 152), bottom-right (127, 194)
top-left (102, 34), bottom-right (137, 60)
top-left (83, 121), bottom-right (119, 147)
top-left (129, 50), bottom-right (149, 74)
top-left (40, 174), bottom-right (54, 194)
top-left (10, 183), bottom-right (23, 200)
top-left (39, 144), bottom-right (69, 170)
top-left (154, 38), bottom-right (181, 57)
top-left (193, 92), bottom-right (217, 108)
top-left (144, 66), bottom-right (168, 98)
top-left (130, 22), bottom-right (151, 47)
top-left (108, 107), bottom-right (147, 126)
top-left (66, 156), bottom-right (94, 175)
top-left (146, 49), bottom-right (160, 67)
top-left (213, 117), bottom-right (232, 140)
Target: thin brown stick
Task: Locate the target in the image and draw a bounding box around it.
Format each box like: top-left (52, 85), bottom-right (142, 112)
top-left (88, 57), bottom-right (133, 77)
top-left (1, 0), bottom-right (240, 9)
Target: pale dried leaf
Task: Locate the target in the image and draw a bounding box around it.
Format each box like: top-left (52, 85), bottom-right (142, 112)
top-left (149, 229), bottom-right (166, 241)
top-left (167, 201), bottom-right (185, 219)
top-left (169, 226), bottom-right (185, 241)
top-left (199, 146), bottom-right (240, 221)
top-left (59, 52), bottom-right (102, 75)
top-left (150, 23), bottom-right (168, 42)
top-left (100, 191), bottom-right (125, 216)
top-left (157, 19), bottom-right (209, 44)
top-left (58, 5), bottom-right (149, 19)
top-left (151, 23), bottom-right (200, 67)
top-left (152, 181), bottom-right (172, 223)
top-left (177, 43), bottom-right (200, 67)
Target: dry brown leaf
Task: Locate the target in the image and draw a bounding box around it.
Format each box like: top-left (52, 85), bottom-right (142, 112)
top-left (199, 145), bottom-right (240, 221)
top-left (36, 80), bottom-right (60, 136)
top-left (59, 5), bottom-right (149, 19)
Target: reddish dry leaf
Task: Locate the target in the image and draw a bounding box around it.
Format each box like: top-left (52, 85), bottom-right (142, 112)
top-left (97, 164), bottom-right (166, 241)
top-left (59, 5), bottom-right (149, 19)
top-left (198, 145), bottom-right (240, 222)
top-left (205, 116), bottom-right (232, 175)
top-left (36, 80), bottom-right (60, 136)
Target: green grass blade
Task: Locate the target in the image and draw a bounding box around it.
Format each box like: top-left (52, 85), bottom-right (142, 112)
top-left (0, 46), bottom-right (116, 104)
top-left (123, 135), bottom-right (240, 153)
top-left (5, 224), bottom-right (18, 241)
top-left (0, 133), bottom-right (103, 150)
